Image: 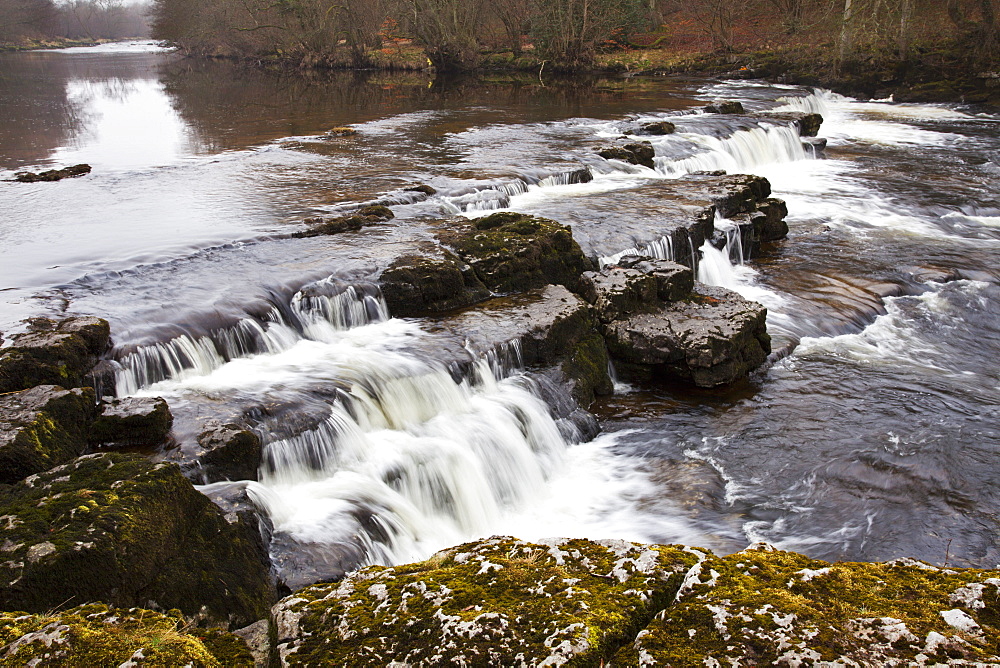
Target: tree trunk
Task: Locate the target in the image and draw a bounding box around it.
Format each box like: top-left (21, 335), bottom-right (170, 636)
top-left (839, 0), bottom-right (854, 61)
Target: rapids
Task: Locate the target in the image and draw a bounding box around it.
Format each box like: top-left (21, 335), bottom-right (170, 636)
top-left (1, 43), bottom-right (999, 583)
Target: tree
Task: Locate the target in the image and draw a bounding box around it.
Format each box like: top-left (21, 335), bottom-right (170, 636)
top-left (529, 0), bottom-right (653, 66)
top-left (394, 0), bottom-right (487, 70)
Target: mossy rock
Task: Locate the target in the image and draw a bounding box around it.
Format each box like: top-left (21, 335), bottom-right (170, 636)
top-left (613, 543), bottom-right (1000, 665)
top-left (292, 205), bottom-right (394, 238)
top-left (0, 453), bottom-right (273, 629)
top-left (0, 317), bottom-right (110, 393)
top-left (0, 385), bottom-right (96, 484)
top-left (0, 604), bottom-right (253, 666)
top-left (442, 213), bottom-right (591, 295)
top-left (380, 249), bottom-right (492, 317)
top-left (272, 536), bottom-right (702, 666)
top-left (195, 422), bottom-right (262, 483)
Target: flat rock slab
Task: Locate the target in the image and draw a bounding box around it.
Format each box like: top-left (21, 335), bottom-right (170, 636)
top-left (272, 536), bottom-right (701, 666)
top-left (89, 396), bottom-right (173, 449)
top-left (604, 285), bottom-right (771, 387)
top-left (430, 285), bottom-right (612, 405)
top-left (0, 385), bottom-right (95, 484)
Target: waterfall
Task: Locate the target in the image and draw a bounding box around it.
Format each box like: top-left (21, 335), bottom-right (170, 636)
top-left (657, 125), bottom-right (808, 177)
top-left (250, 356), bottom-right (574, 571)
top-left (600, 232), bottom-right (684, 269)
top-left (114, 278), bottom-right (390, 395)
top-left (440, 168), bottom-right (592, 214)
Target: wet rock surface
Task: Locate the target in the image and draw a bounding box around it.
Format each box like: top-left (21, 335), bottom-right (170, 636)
top-left (438, 212), bottom-right (592, 295)
top-left (597, 140), bottom-right (656, 168)
top-left (764, 110), bottom-right (824, 136)
top-left (433, 284), bottom-right (613, 406)
top-left (604, 284), bottom-right (771, 387)
top-left (379, 246), bottom-right (491, 317)
top-left (704, 100), bottom-right (745, 114)
top-left (89, 396), bottom-right (173, 449)
top-left (0, 453), bottom-right (273, 628)
top-left (292, 204), bottom-right (394, 237)
top-left (192, 422), bottom-right (262, 483)
top-left (639, 120), bottom-right (676, 135)
top-left (14, 163), bottom-right (91, 182)
top-left (271, 536), bottom-right (701, 666)
top-left (0, 604), bottom-right (255, 666)
top-left (0, 385), bottom-right (95, 484)
top-left (0, 316), bottom-right (110, 393)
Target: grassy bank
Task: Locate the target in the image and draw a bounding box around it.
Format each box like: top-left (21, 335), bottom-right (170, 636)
top-left (0, 36), bottom-right (118, 52)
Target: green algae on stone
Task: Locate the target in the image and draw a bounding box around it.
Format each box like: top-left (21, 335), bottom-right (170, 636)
top-left (0, 453), bottom-right (272, 629)
top-left (0, 604), bottom-right (253, 667)
top-left (0, 316), bottom-right (110, 393)
top-left (441, 212), bottom-right (591, 295)
top-left (380, 249), bottom-right (491, 317)
top-left (612, 543), bottom-right (1000, 666)
top-left (272, 536), bottom-right (703, 666)
top-left (0, 385), bottom-right (96, 484)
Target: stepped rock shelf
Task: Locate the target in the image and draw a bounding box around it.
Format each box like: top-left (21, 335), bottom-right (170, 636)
top-left (7, 108), bottom-right (983, 664)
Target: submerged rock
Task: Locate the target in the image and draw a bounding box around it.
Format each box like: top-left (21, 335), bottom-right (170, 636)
top-left (380, 247), bottom-right (491, 317)
top-left (292, 205), bottom-right (393, 237)
top-left (604, 284), bottom-right (771, 387)
top-left (440, 212), bottom-right (592, 295)
top-left (597, 140), bottom-right (656, 168)
top-left (0, 385), bottom-right (95, 484)
top-left (0, 604), bottom-right (254, 666)
top-left (0, 316), bottom-right (110, 393)
top-left (89, 396), bottom-right (173, 449)
top-left (0, 453), bottom-right (273, 629)
top-left (614, 543), bottom-right (1000, 666)
top-left (271, 536), bottom-right (702, 666)
top-left (14, 164), bottom-right (92, 182)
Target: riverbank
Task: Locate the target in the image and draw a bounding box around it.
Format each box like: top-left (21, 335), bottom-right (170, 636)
top-left (0, 37), bottom-right (118, 52)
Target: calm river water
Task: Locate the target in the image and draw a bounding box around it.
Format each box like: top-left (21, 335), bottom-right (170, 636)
top-left (2, 41), bottom-right (999, 584)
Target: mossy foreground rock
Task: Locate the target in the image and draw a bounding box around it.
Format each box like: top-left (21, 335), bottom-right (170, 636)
top-left (0, 453), bottom-right (272, 628)
top-left (0, 316), bottom-right (109, 393)
top-left (613, 543), bottom-right (1000, 666)
top-left (272, 536), bottom-right (701, 666)
top-left (0, 385), bottom-right (95, 484)
top-left (0, 604), bottom-right (253, 666)
top-left (440, 212), bottom-right (591, 295)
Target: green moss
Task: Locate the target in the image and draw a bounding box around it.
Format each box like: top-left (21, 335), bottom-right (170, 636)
top-left (443, 213), bottom-right (590, 294)
top-left (614, 545), bottom-right (1000, 665)
top-left (0, 453), bottom-right (272, 628)
top-left (274, 536), bottom-right (702, 666)
top-left (0, 604), bottom-right (252, 666)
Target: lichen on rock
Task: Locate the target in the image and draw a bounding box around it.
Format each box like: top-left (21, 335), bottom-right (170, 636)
top-left (0, 604), bottom-right (253, 666)
top-left (612, 544), bottom-right (1000, 666)
top-left (0, 316), bottom-right (110, 393)
top-left (272, 536), bottom-right (702, 666)
top-left (0, 453), bottom-right (273, 629)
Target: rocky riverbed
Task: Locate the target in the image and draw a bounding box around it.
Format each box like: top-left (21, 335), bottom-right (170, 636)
top-left (3, 97), bottom-right (999, 666)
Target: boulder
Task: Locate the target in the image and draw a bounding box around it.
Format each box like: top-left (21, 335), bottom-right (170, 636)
top-left (292, 205), bottom-right (393, 237)
top-left (614, 543), bottom-right (1000, 665)
top-left (89, 396), bottom-right (173, 449)
top-left (0, 385), bottom-right (95, 484)
top-left (765, 110), bottom-right (824, 136)
top-left (639, 121), bottom-right (676, 135)
top-left (604, 285), bottom-right (771, 387)
top-left (323, 126), bottom-right (357, 138)
top-left (597, 140), bottom-right (656, 168)
top-left (704, 100), bottom-right (745, 114)
top-left (434, 285), bottom-right (613, 407)
top-left (0, 453), bottom-right (273, 629)
top-left (271, 536), bottom-right (702, 666)
top-left (755, 197), bottom-right (790, 242)
top-left (617, 256), bottom-right (695, 302)
top-left (439, 212), bottom-right (592, 295)
top-left (0, 316), bottom-right (110, 393)
top-left (380, 248), bottom-right (491, 317)
top-left (578, 267), bottom-right (658, 324)
top-left (14, 164), bottom-right (91, 183)
top-left (194, 422), bottom-right (262, 483)
top-left (0, 604), bottom-right (254, 666)
top-left (403, 183), bottom-right (437, 195)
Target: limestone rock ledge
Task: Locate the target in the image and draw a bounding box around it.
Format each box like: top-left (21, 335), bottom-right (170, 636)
top-left (270, 537), bottom-right (1000, 667)
top-left (0, 604), bottom-right (254, 666)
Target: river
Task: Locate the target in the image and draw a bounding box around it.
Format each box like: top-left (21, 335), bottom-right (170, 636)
top-left (2, 41), bottom-right (999, 587)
